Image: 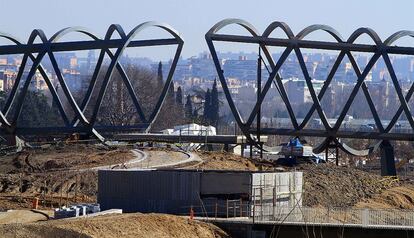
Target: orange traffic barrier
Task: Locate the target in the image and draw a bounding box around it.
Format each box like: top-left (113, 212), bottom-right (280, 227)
top-left (190, 206), bottom-right (194, 220)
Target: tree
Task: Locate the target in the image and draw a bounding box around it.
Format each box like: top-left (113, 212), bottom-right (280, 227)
top-left (210, 79), bottom-right (219, 126)
top-left (0, 91), bottom-right (7, 107)
top-left (94, 64), bottom-right (185, 130)
top-left (176, 86), bottom-right (183, 105)
top-left (97, 64), bottom-right (157, 126)
top-left (193, 108), bottom-right (198, 119)
top-left (14, 91), bottom-right (61, 127)
top-left (203, 89), bottom-right (211, 124)
top-left (157, 61), bottom-right (175, 103)
top-left (157, 61), bottom-right (163, 85)
top-left (167, 83), bottom-right (175, 102)
top-left (184, 95), bottom-right (193, 120)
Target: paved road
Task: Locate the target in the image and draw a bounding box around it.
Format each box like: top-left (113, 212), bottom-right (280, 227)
top-left (90, 149), bottom-right (202, 170)
top-left (125, 150), bottom-right (202, 169)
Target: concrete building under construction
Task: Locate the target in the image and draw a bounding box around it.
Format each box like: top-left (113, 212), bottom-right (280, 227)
top-left (98, 169), bottom-right (303, 218)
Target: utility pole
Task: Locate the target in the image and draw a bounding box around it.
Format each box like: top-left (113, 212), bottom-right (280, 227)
top-left (257, 48), bottom-right (263, 159)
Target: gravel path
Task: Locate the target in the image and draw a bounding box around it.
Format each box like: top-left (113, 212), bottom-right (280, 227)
top-left (86, 149), bottom-right (202, 170)
top-left (126, 150), bottom-right (201, 169)
top-left (11, 148), bottom-right (200, 172)
top-left (87, 149), bottom-right (148, 170)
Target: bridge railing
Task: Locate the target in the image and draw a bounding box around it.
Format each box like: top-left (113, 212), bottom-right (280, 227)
top-left (254, 205), bottom-right (414, 227)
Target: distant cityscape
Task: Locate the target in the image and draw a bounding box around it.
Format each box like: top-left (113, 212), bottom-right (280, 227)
top-left (1, 50), bottom-right (414, 124)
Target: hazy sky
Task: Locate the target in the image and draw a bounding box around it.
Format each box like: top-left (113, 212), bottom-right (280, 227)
top-left (0, 0), bottom-right (413, 59)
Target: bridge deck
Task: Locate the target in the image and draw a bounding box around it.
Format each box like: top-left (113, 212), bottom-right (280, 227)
top-left (252, 128), bottom-right (414, 141)
top-left (113, 133), bottom-right (268, 144)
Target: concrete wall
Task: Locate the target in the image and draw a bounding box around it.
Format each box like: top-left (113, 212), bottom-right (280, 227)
top-left (200, 172), bottom-right (251, 195)
top-left (98, 170), bottom-right (201, 213)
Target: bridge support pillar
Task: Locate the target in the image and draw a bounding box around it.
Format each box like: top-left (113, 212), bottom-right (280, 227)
top-left (325, 141), bottom-right (339, 165)
top-left (0, 135), bottom-right (23, 153)
top-left (3, 135), bottom-right (17, 146)
top-left (259, 142), bottom-right (263, 159)
top-left (79, 134), bottom-right (90, 141)
top-left (224, 144), bottom-right (229, 152)
top-left (380, 140), bottom-right (396, 176)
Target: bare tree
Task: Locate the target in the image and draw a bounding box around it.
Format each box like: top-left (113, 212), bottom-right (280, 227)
top-left (86, 64), bottom-right (185, 130)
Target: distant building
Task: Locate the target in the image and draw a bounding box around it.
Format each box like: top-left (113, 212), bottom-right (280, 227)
top-left (161, 123), bottom-right (216, 136)
top-left (0, 79), bottom-right (4, 91)
top-left (62, 69), bottom-right (84, 91)
top-left (0, 70), bottom-right (17, 91)
top-left (223, 56), bottom-right (257, 81)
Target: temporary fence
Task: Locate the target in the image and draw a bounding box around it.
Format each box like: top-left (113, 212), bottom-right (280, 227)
top-left (190, 202), bottom-right (414, 228)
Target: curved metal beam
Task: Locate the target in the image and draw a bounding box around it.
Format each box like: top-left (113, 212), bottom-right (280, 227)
top-left (206, 19), bottom-right (414, 156)
top-left (48, 26), bottom-right (147, 129)
top-left (0, 22), bottom-right (183, 140)
top-left (207, 18), bottom-right (260, 37)
top-left (296, 24), bottom-right (344, 42)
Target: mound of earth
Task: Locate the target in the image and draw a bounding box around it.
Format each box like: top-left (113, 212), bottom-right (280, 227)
top-left (299, 164), bottom-right (399, 207)
top-left (0, 210), bottom-right (49, 224)
top-left (0, 213), bottom-right (229, 238)
top-left (356, 185), bottom-right (414, 209)
top-left (193, 151), bottom-right (272, 171)
top-left (0, 144), bottom-right (133, 211)
top-left (0, 144), bottom-right (133, 174)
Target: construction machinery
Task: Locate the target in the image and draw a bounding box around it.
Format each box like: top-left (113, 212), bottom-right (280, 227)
top-left (277, 137), bottom-right (325, 165)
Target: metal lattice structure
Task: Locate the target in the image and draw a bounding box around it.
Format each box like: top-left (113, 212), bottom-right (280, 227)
top-left (0, 22), bottom-right (183, 141)
top-left (206, 19), bottom-right (414, 160)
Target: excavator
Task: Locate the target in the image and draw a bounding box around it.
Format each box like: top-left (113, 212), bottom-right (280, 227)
top-left (277, 137), bottom-right (325, 166)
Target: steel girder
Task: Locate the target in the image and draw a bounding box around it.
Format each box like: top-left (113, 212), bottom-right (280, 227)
top-left (206, 18), bottom-right (414, 155)
top-left (0, 22), bottom-right (184, 141)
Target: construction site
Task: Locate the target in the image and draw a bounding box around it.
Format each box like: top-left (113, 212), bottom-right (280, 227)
top-left (0, 7), bottom-right (414, 237)
top-left (0, 140), bottom-right (414, 238)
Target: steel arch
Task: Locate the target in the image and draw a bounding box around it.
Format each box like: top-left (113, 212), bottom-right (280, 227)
top-left (206, 19), bottom-right (414, 155)
top-left (0, 22), bottom-right (184, 140)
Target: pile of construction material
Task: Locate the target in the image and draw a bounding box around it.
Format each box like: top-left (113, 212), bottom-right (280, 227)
top-left (54, 203), bottom-right (100, 219)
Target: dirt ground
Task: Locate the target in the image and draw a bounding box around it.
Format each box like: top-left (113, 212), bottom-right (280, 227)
top-left (1, 146), bottom-right (413, 211)
top-left (0, 213), bottom-right (229, 238)
top-left (0, 144), bottom-right (132, 211)
top-left (0, 172), bottom-right (97, 211)
top-left (0, 210), bottom-right (49, 224)
top-left (188, 151), bottom-right (272, 171)
top-left (297, 163), bottom-right (401, 207)
top-left (0, 144), bottom-right (133, 173)
top-left (356, 185), bottom-right (414, 209)
top-left (1, 146), bottom-right (414, 238)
